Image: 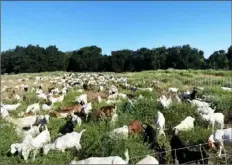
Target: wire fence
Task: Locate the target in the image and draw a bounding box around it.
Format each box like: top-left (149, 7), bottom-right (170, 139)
top-left (128, 138), bottom-right (232, 164)
top-left (154, 76), bottom-right (232, 88)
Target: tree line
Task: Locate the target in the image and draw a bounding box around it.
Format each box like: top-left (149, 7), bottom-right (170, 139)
top-left (1, 44), bottom-right (232, 74)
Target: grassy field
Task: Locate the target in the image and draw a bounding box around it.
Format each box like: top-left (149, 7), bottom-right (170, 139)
top-left (0, 69), bottom-right (232, 164)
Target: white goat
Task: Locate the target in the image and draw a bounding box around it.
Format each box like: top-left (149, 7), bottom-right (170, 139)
top-left (208, 128), bottom-right (232, 158)
top-left (99, 86), bottom-right (104, 92)
top-left (157, 95), bottom-right (172, 109)
top-left (62, 87), bottom-right (68, 95)
top-left (108, 93), bottom-right (118, 100)
top-left (201, 113), bottom-right (224, 131)
top-left (43, 129), bottom-right (86, 155)
top-left (173, 116), bottom-right (195, 134)
top-left (26, 102), bottom-right (40, 114)
top-left (37, 93), bottom-right (47, 100)
top-left (82, 103), bottom-right (92, 121)
top-left (70, 149), bottom-right (129, 164)
top-left (155, 111), bottom-right (166, 137)
top-left (48, 94), bottom-right (65, 105)
top-left (108, 125), bottom-right (128, 140)
top-left (117, 93), bottom-right (127, 100)
top-left (36, 88), bottom-right (43, 95)
top-left (1, 103), bottom-right (21, 111)
top-left (75, 94), bottom-right (87, 105)
top-left (7, 116), bottom-right (38, 128)
top-left (183, 90), bottom-right (191, 95)
top-left (138, 87), bottom-right (153, 92)
top-left (9, 135), bottom-right (33, 156)
top-left (71, 114), bottom-right (82, 127)
top-left (22, 125), bottom-right (51, 161)
top-left (188, 99), bottom-right (211, 108)
top-left (168, 87), bottom-right (179, 93)
top-left (19, 124), bottom-right (42, 138)
top-left (221, 87), bottom-right (232, 92)
top-left (0, 106), bottom-right (10, 119)
top-left (42, 104), bottom-right (52, 111)
top-left (109, 85), bottom-right (118, 95)
top-left (196, 106), bottom-right (215, 115)
top-left (136, 155), bottom-right (159, 164)
top-left (138, 95), bottom-right (144, 100)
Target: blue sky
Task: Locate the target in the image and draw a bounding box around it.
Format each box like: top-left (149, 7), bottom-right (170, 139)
top-left (1, 1), bottom-right (231, 58)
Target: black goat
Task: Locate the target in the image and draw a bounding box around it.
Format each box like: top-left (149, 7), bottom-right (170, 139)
top-left (142, 123), bottom-right (159, 149)
top-left (59, 117), bottom-right (75, 135)
top-left (170, 132), bottom-right (208, 164)
top-left (182, 87), bottom-right (198, 101)
top-left (170, 132), bottom-right (186, 164)
top-left (142, 123), bottom-right (167, 164)
top-left (156, 143), bottom-right (167, 164)
top-left (131, 87), bottom-right (137, 92)
top-left (48, 87), bottom-right (55, 93)
top-left (24, 86), bottom-right (28, 92)
top-left (184, 147), bottom-right (209, 164)
top-left (33, 116), bottom-right (50, 128)
top-left (189, 88), bottom-right (198, 100)
top-left (83, 83), bottom-right (89, 90)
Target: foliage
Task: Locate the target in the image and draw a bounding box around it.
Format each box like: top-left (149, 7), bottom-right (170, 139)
top-left (1, 45), bottom-right (232, 74)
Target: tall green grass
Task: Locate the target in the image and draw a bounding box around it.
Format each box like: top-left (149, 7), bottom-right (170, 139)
top-left (1, 70), bottom-right (232, 164)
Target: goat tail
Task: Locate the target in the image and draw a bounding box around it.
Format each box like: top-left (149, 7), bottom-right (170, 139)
top-left (6, 147), bottom-right (11, 154)
top-left (79, 129), bottom-right (86, 135)
top-left (124, 148), bottom-right (129, 164)
top-left (213, 106), bottom-right (217, 111)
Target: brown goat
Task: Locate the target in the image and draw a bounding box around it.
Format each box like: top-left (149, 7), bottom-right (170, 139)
top-left (49, 110), bottom-right (72, 118)
top-left (94, 105), bottom-right (117, 120)
top-left (23, 112), bottom-right (33, 117)
top-left (83, 83), bottom-right (89, 90)
top-left (95, 110), bottom-right (107, 119)
top-left (99, 105), bottom-right (116, 117)
top-left (7, 90), bottom-right (16, 99)
top-left (60, 104), bottom-right (82, 113)
top-left (128, 120), bottom-right (142, 134)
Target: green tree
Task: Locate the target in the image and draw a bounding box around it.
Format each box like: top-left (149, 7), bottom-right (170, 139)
top-left (208, 50), bottom-right (229, 69)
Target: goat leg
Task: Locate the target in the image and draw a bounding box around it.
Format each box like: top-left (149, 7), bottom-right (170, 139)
top-left (32, 149), bottom-right (39, 161)
top-left (85, 114), bottom-right (88, 121)
top-left (75, 144), bottom-right (82, 151)
top-left (212, 122), bottom-right (215, 132)
top-left (218, 146), bottom-right (223, 158)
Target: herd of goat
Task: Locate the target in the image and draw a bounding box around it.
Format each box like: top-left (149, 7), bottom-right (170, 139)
top-left (1, 72), bottom-right (232, 164)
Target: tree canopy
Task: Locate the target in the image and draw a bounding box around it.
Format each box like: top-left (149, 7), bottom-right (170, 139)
top-left (1, 44), bottom-right (231, 74)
